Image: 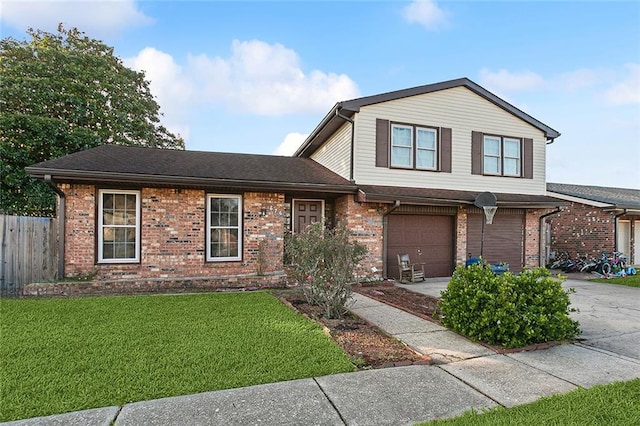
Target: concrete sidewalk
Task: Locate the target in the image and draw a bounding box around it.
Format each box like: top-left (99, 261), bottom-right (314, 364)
top-left (5, 279), bottom-right (640, 426)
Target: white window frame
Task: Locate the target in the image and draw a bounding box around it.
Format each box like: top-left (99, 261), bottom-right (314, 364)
top-left (503, 137), bottom-right (522, 176)
top-left (483, 136), bottom-right (502, 175)
top-left (416, 127), bottom-right (438, 170)
top-left (207, 194), bottom-right (242, 262)
top-left (97, 189), bottom-right (141, 263)
top-left (390, 124), bottom-right (414, 168)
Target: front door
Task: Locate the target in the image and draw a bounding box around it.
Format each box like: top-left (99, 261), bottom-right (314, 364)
top-left (293, 200), bottom-right (323, 233)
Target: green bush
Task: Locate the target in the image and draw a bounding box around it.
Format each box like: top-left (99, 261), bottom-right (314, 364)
top-left (285, 222), bottom-right (367, 319)
top-left (440, 264), bottom-right (580, 348)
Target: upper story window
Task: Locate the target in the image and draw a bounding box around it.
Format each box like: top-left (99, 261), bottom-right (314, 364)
top-left (98, 189), bottom-right (140, 263)
top-left (483, 135), bottom-right (521, 176)
top-left (207, 194), bottom-right (242, 261)
top-left (390, 123), bottom-right (438, 170)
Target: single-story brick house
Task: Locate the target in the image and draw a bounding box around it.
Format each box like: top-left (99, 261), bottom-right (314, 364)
top-left (26, 78), bottom-right (569, 291)
top-left (546, 183), bottom-right (640, 265)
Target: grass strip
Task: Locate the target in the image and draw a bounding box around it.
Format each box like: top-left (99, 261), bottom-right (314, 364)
top-left (590, 274), bottom-right (640, 287)
top-left (421, 378), bottom-right (640, 425)
top-left (0, 292), bottom-right (355, 422)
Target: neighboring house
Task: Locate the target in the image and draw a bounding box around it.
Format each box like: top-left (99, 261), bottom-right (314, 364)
top-left (26, 78), bottom-right (566, 289)
top-left (546, 183), bottom-right (640, 265)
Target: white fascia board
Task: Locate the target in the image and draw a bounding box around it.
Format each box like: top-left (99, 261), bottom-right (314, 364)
top-left (545, 191), bottom-right (611, 208)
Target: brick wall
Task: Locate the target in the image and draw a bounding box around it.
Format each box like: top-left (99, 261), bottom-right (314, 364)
top-left (455, 207), bottom-right (468, 266)
top-left (60, 184), bottom-right (286, 283)
top-left (548, 202), bottom-right (615, 258)
top-left (524, 208), bottom-right (550, 268)
top-left (334, 195), bottom-right (385, 278)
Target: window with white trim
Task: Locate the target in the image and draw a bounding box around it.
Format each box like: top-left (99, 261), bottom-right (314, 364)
top-left (483, 135), bottom-right (521, 176)
top-left (391, 124), bottom-right (413, 168)
top-left (207, 194), bottom-right (242, 261)
top-left (416, 128), bottom-right (437, 170)
top-left (503, 138), bottom-right (521, 176)
top-left (390, 123), bottom-right (438, 169)
top-left (98, 190), bottom-right (140, 263)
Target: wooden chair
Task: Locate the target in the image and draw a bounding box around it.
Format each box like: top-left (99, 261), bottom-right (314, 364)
top-left (397, 253), bottom-right (425, 283)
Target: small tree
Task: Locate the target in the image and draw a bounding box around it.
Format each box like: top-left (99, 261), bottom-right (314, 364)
top-left (285, 222), bottom-right (367, 319)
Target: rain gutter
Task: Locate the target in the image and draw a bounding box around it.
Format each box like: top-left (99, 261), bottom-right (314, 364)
top-left (381, 200), bottom-right (401, 278)
top-left (538, 207), bottom-right (562, 266)
top-left (44, 175), bottom-right (65, 280)
top-left (335, 107), bottom-right (355, 183)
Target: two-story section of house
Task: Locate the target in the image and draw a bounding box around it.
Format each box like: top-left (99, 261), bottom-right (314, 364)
top-left (294, 78), bottom-right (564, 278)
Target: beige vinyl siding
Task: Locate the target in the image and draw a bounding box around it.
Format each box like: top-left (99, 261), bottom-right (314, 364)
top-left (310, 121), bottom-right (351, 179)
top-left (353, 86), bottom-right (548, 195)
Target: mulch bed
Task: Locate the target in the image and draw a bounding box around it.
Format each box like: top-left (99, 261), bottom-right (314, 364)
top-left (274, 288), bottom-right (430, 369)
top-left (276, 281), bottom-right (561, 369)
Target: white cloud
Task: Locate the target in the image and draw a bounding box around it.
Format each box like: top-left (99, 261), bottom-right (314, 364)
top-left (124, 40), bottom-right (360, 144)
top-left (559, 69), bottom-right (604, 91)
top-left (479, 68), bottom-right (547, 93)
top-left (603, 63), bottom-right (640, 105)
top-left (189, 39), bottom-right (360, 115)
top-left (125, 47), bottom-right (196, 139)
top-left (402, 0), bottom-right (449, 31)
top-left (0, 0), bottom-right (152, 36)
top-left (273, 133), bottom-right (308, 156)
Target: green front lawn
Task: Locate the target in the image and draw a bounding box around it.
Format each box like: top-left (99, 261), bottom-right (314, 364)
top-left (421, 378), bottom-right (640, 425)
top-left (0, 292), bottom-right (355, 422)
top-left (591, 274), bottom-right (640, 287)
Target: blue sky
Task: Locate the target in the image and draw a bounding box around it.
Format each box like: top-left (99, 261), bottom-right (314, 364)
top-left (2, 0), bottom-right (639, 188)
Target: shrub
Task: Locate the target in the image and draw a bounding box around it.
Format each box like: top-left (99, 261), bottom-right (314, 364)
top-left (439, 264), bottom-right (580, 348)
top-left (285, 222), bottom-right (367, 319)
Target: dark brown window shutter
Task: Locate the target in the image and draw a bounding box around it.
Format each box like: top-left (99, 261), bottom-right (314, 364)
top-left (523, 138), bottom-right (533, 179)
top-left (440, 127), bottom-right (452, 173)
top-left (375, 119), bottom-right (389, 167)
top-left (471, 131), bottom-right (483, 175)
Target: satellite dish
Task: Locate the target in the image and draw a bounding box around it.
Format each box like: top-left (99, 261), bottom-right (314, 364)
top-left (474, 192), bottom-right (497, 208)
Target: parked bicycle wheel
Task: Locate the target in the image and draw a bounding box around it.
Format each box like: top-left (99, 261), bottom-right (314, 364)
top-left (600, 262), bottom-right (611, 275)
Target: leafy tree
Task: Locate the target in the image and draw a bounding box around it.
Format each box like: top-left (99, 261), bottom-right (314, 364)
top-left (0, 24), bottom-right (184, 216)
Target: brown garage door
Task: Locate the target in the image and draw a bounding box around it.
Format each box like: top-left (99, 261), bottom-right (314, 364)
top-left (387, 215), bottom-right (454, 278)
top-left (467, 209), bottom-right (524, 272)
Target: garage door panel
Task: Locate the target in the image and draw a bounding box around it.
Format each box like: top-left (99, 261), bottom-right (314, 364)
top-left (468, 212), bottom-right (524, 272)
top-left (387, 215), bottom-right (454, 279)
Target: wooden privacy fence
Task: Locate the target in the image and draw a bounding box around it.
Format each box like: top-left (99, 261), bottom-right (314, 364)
top-left (0, 215), bottom-right (57, 296)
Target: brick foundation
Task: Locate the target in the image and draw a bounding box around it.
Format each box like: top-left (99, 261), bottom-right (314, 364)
top-left (23, 273), bottom-right (288, 297)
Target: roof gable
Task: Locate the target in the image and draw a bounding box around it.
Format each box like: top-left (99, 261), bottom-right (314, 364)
top-left (295, 77), bottom-right (560, 158)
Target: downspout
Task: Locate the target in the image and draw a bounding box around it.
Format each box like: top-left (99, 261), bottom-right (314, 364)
top-left (381, 201), bottom-right (401, 278)
top-left (44, 175), bottom-right (65, 280)
top-left (613, 209), bottom-right (628, 253)
top-left (335, 107), bottom-right (355, 183)
top-left (539, 207), bottom-right (561, 267)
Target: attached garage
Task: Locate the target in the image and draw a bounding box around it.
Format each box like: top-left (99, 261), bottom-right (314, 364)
top-left (467, 208), bottom-right (525, 272)
top-left (386, 209), bottom-right (455, 278)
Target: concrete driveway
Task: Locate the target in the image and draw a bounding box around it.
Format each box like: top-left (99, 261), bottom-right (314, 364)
top-left (399, 277), bottom-right (640, 362)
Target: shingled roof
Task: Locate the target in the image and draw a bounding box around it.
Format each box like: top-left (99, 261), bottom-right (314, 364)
top-left (26, 145), bottom-right (357, 194)
top-left (547, 183), bottom-right (640, 210)
top-left (358, 185), bottom-right (565, 208)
